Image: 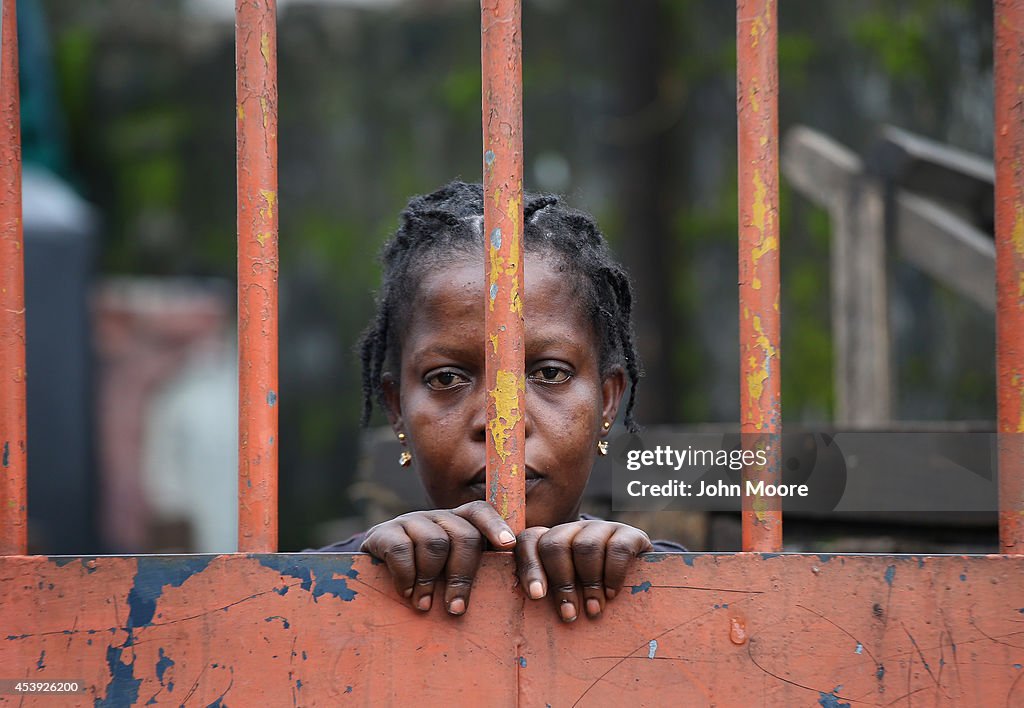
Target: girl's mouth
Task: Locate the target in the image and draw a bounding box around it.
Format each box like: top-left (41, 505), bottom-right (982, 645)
top-left (468, 468), bottom-right (542, 498)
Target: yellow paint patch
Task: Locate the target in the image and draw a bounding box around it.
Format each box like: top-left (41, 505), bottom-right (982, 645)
top-left (489, 334), bottom-right (499, 355)
top-left (260, 96), bottom-right (269, 129)
top-left (260, 33), bottom-right (272, 68)
top-left (237, 104), bottom-right (245, 121)
top-left (749, 172), bottom-right (778, 264)
top-left (1014, 207), bottom-right (1024, 258)
top-left (505, 195), bottom-right (523, 316)
top-left (752, 277), bottom-right (761, 290)
top-left (488, 370), bottom-right (524, 462)
top-left (753, 494), bottom-right (768, 522)
top-left (259, 190), bottom-right (277, 220)
top-left (749, 81), bottom-right (760, 114)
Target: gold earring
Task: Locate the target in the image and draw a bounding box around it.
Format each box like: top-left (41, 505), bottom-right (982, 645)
top-left (397, 432), bottom-right (406, 442)
top-left (597, 440), bottom-right (609, 456)
top-left (399, 450), bottom-right (412, 467)
top-left (602, 421), bottom-right (611, 430)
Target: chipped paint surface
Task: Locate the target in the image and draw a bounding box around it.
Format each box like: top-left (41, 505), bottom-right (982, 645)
top-left (482, 0), bottom-right (525, 532)
top-left (737, 0), bottom-right (781, 552)
top-left (237, 0), bottom-right (279, 552)
top-left (0, 0), bottom-right (27, 555)
top-left (995, 1), bottom-right (1024, 551)
top-left (488, 369), bottom-right (523, 463)
top-left (1, 554), bottom-right (1022, 704)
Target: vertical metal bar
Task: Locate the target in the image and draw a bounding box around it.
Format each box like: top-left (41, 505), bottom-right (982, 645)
top-left (236, 0), bottom-right (278, 552)
top-left (737, 0), bottom-right (782, 552)
top-left (0, 0), bottom-right (25, 556)
top-left (481, 0), bottom-right (526, 534)
top-left (994, 0), bottom-right (1024, 554)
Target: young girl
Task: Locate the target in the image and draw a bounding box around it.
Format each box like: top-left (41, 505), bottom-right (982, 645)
top-left (318, 181), bottom-right (683, 622)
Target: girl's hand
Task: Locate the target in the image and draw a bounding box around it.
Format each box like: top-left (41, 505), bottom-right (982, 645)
top-left (515, 520), bottom-right (653, 622)
top-left (359, 500), bottom-right (517, 615)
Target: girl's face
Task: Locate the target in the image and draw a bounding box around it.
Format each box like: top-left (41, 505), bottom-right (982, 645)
top-left (382, 252), bottom-right (625, 528)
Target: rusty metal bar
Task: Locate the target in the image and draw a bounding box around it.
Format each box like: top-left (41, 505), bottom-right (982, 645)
top-left (0, 0), bottom-right (26, 556)
top-left (236, 0), bottom-right (279, 552)
top-left (737, 0), bottom-right (782, 552)
top-left (994, 0), bottom-right (1024, 553)
top-left (481, 0), bottom-right (526, 534)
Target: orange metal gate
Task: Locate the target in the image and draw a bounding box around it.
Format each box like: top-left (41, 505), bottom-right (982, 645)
top-left (1, 1), bottom-right (1022, 705)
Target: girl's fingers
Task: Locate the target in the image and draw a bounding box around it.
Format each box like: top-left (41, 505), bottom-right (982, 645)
top-left (400, 515), bottom-right (451, 612)
top-left (603, 526), bottom-right (654, 599)
top-left (570, 522), bottom-right (618, 618)
top-left (514, 526), bottom-right (551, 601)
top-left (452, 500), bottom-right (518, 549)
top-left (359, 523), bottom-right (417, 600)
top-left (537, 525), bottom-right (583, 623)
top-left (430, 512), bottom-right (486, 615)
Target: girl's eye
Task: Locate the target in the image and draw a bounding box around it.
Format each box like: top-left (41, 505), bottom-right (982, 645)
top-left (530, 366), bottom-right (571, 384)
top-left (425, 370), bottom-right (470, 390)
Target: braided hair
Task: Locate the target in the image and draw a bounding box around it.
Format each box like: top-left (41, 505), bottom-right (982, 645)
top-left (358, 181), bottom-right (643, 432)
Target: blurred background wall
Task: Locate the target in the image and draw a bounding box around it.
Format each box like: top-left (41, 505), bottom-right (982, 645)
top-left (24, 0), bottom-right (996, 552)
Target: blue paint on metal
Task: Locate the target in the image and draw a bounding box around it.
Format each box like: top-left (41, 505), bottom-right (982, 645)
top-left (960, 573), bottom-right (967, 581)
top-left (818, 691), bottom-right (851, 708)
top-left (518, 656), bottom-right (527, 668)
top-left (265, 615), bottom-right (291, 629)
top-left (346, 686), bottom-right (353, 693)
top-left (647, 640), bottom-right (658, 659)
top-left (761, 553), bottom-right (783, 559)
top-left (256, 554), bottom-right (359, 602)
top-left (876, 664), bottom-right (885, 680)
top-left (884, 565), bottom-right (896, 587)
top-left (484, 150), bottom-right (495, 166)
top-left (815, 554), bottom-right (835, 563)
top-left (1015, 663), bottom-right (1022, 669)
top-left (36, 649), bottom-right (45, 670)
top-left (491, 227), bottom-right (502, 249)
top-left (2, 441), bottom-right (8, 467)
top-left (268, 390), bottom-right (277, 406)
top-left (855, 643), bottom-right (863, 655)
top-left (127, 556), bottom-right (214, 630)
top-left (156, 647), bottom-right (174, 683)
top-left (97, 645), bottom-right (141, 707)
top-left (630, 581), bottom-right (652, 594)
top-left (681, 554), bottom-right (696, 567)
top-left (490, 283), bottom-right (498, 301)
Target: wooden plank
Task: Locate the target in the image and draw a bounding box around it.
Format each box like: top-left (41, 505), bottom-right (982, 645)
top-left (894, 192), bottom-right (995, 312)
top-left (1, 554), bottom-right (1021, 705)
top-left (782, 126), bottom-right (892, 426)
top-left (869, 125), bottom-right (994, 225)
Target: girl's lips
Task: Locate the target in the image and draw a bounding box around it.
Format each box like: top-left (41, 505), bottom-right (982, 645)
top-left (468, 469), bottom-right (543, 499)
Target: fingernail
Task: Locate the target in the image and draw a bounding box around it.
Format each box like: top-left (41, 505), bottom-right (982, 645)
top-left (448, 597), bottom-right (466, 615)
top-left (560, 602), bottom-right (577, 622)
top-left (403, 588), bottom-right (414, 598)
top-left (586, 598), bottom-right (602, 617)
top-left (528, 581), bottom-right (545, 600)
top-left (498, 530), bottom-right (516, 545)
top-left (605, 588), bottom-right (617, 600)
top-left (417, 594), bottom-right (432, 611)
